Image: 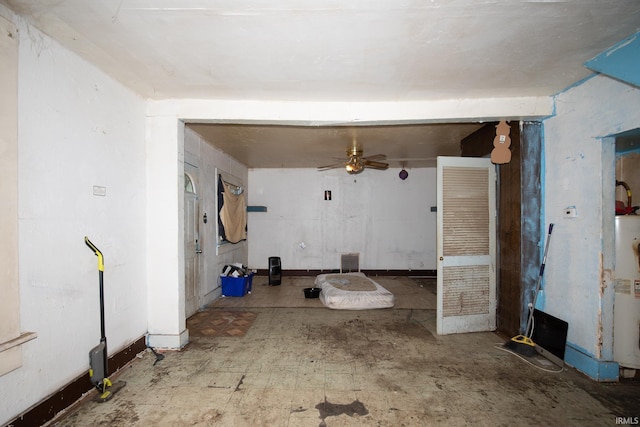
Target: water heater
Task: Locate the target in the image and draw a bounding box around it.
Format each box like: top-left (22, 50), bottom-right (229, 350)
top-left (614, 216), bottom-right (640, 369)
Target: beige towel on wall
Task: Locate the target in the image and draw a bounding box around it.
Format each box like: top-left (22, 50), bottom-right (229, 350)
top-left (220, 182), bottom-right (247, 243)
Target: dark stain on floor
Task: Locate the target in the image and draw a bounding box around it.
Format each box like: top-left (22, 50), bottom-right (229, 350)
top-left (234, 374), bottom-right (245, 391)
top-left (305, 314), bottom-right (435, 367)
top-left (572, 375), bottom-right (640, 416)
top-left (383, 317), bottom-right (435, 340)
top-left (306, 316), bottom-right (434, 342)
top-left (150, 365), bottom-right (169, 386)
top-left (315, 397), bottom-right (368, 426)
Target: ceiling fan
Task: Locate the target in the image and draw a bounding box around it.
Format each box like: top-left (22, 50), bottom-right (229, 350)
top-left (317, 143), bottom-right (389, 175)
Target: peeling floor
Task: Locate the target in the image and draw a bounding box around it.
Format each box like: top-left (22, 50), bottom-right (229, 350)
top-left (48, 276), bottom-right (639, 426)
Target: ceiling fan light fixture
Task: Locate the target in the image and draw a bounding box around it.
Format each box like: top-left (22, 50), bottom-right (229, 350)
top-left (345, 157), bottom-right (364, 174)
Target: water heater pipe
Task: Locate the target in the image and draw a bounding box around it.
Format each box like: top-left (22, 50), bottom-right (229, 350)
top-left (616, 180), bottom-right (632, 210)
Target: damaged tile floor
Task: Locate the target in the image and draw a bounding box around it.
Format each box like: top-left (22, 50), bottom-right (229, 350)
top-left (49, 277), bottom-right (639, 426)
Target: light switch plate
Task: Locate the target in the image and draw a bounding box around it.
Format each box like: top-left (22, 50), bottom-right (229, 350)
top-left (563, 206), bottom-right (577, 218)
top-left (93, 186), bottom-right (106, 196)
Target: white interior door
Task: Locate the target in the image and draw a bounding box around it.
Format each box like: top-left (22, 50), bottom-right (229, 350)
top-left (184, 168), bottom-right (200, 318)
top-left (436, 156), bottom-right (496, 335)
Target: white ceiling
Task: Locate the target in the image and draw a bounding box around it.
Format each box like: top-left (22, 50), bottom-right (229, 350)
top-left (5, 0), bottom-right (640, 168)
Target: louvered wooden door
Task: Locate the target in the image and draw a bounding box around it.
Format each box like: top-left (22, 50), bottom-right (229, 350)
top-left (436, 157), bottom-right (496, 334)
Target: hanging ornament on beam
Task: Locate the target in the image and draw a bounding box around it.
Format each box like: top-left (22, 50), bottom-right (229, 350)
top-left (491, 121), bottom-right (511, 164)
top-left (398, 162), bottom-right (408, 180)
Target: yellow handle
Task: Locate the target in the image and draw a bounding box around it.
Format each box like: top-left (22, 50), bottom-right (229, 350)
top-left (84, 236), bottom-right (104, 272)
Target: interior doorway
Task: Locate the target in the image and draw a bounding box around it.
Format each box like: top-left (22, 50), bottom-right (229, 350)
top-left (184, 168), bottom-right (201, 318)
top-left (612, 128), bottom-right (640, 370)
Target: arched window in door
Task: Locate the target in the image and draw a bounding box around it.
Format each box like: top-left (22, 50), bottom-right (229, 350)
top-left (184, 173), bottom-right (195, 194)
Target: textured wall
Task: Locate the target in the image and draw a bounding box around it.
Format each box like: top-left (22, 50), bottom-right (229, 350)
top-left (542, 74), bottom-right (640, 378)
top-left (1, 16), bottom-right (147, 425)
top-left (247, 168), bottom-right (437, 271)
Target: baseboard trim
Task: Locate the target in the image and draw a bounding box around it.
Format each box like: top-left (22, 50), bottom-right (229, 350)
top-left (147, 329), bottom-right (189, 350)
top-left (7, 336), bottom-right (146, 427)
top-left (255, 269), bottom-right (437, 277)
top-left (564, 342), bottom-right (619, 382)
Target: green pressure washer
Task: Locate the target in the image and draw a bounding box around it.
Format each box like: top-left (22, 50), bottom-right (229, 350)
top-left (85, 237), bottom-right (126, 402)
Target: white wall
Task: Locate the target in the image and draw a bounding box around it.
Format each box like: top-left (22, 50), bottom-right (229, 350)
top-left (542, 74), bottom-right (640, 378)
top-left (248, 167), bottom-right (437, 271)
top-left (0, 16), bottom-right (147, 424)
top-left (0, 10), bottom-right (21, 377)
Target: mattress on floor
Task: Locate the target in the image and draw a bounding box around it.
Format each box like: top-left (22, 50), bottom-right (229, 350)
top-left (315, 272), bottom-right (395, 310)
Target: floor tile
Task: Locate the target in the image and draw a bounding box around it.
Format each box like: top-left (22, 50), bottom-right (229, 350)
top-left (48, 276), bottom-right (639, 427)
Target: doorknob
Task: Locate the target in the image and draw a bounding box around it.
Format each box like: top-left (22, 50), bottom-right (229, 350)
top-left (440, 257), bottom-right (444, 261)
top-left (196, 249), bottom-right (202, 254)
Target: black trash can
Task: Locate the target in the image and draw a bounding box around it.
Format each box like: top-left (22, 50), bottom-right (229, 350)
top-left (268, 256), bottom-right (281, 286)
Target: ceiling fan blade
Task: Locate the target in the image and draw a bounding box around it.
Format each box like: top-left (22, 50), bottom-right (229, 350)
top-left (386, 157), bottom-right (437, 161)
top-left (364, 160), bottom-right (389, 170)
top-left (317, 162), bottom-right (345, 171)
top-left (362, 154), bottom-right (386, 161)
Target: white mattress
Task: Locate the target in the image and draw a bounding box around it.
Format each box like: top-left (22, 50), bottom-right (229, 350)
top-left (315, 272), bottom-right (395, 310)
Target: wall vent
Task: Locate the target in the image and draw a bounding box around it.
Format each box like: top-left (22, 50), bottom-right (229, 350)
top-left (341, 253), bottom-right (360, 273)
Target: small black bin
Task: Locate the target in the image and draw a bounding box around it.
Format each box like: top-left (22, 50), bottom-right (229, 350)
top-left (268, 256), bottom-right (281, 286)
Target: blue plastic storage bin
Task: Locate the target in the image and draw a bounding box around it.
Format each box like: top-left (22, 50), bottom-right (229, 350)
top-left (221, 273), bottom-right (253, 297)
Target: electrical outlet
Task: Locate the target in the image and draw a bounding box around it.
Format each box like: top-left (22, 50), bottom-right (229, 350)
top-left (563, 206), bottom-right (577, 218)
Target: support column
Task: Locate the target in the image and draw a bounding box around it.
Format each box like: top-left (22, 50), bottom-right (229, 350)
top-left (146, 115), bottom-right (188, 349)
